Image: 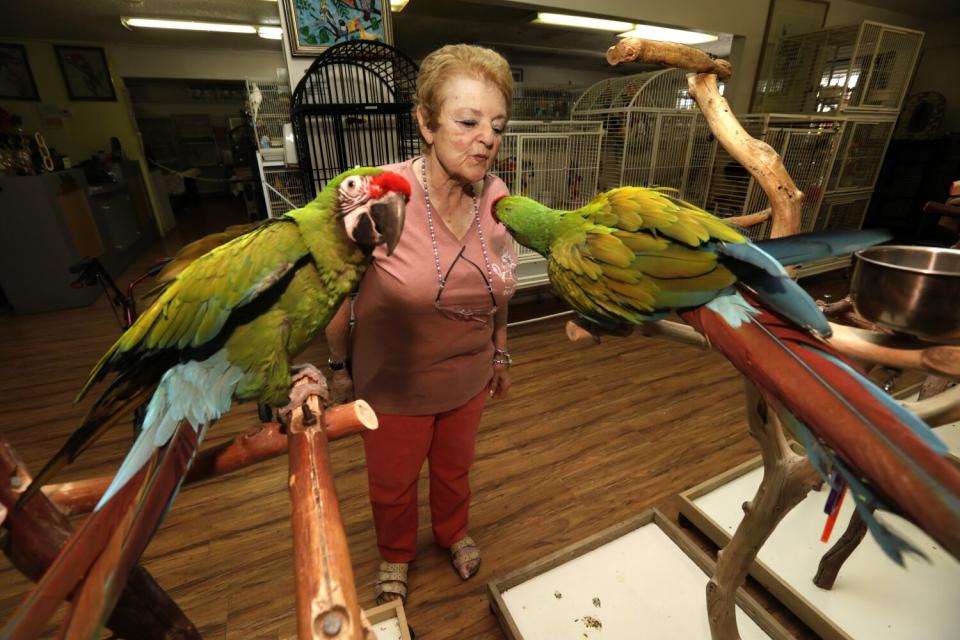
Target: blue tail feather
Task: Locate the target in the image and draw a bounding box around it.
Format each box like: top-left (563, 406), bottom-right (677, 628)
top-left (756, 229), bottom-right (892, 265)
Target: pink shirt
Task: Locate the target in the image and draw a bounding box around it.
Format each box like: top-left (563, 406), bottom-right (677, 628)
top-left (351, 157), bottom-right (517, 415)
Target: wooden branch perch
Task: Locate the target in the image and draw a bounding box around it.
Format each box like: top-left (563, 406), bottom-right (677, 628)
top-left (606, 38), bottom-right (732, 81)
top-left (826, 323), bottom-right (960, 382)
top-left (687, 74), bottom-right (803, 239)
top-left (724, 208), bottom-right (771, 229)
top-left (0, 441), bottom-right (200, 640)
top-left (286, 379), bottom-right (374, 640)
top-left (42, 401), bottom-right (376, 517)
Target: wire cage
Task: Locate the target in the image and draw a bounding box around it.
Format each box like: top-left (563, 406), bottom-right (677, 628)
top-left (489, 120), bottom-right (604, 287)
top-left (490, 120), bottom-right (604, 210)
top-left (245, 80), bottom-right (291, 162)
top-left (753, 21), bottom-right (924, 115)
top-left (816, 190), bottom-right (874, 231)
top-left (512, 84), bottom-right (586, 120)
top-left (828, 115), bottom-right (897, 192)
top-left (291, 41), bottom-right (420, 199)
top-left (571, 69), bottom-right (717, 204)
top-left (703, 114), bottom-right (842, 240)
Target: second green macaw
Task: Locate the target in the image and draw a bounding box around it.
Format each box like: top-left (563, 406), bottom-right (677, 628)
top-left (6, 167), bottom-right (409, 640)
top-left (493, 187), bottom-right (885, 338)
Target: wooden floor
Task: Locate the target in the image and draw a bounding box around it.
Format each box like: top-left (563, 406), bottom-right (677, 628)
top-left (0, 203), bottom-right (831, 639)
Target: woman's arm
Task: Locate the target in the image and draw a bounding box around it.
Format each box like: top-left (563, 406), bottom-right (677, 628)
top-left (325, 299), bottom-right (355, 403)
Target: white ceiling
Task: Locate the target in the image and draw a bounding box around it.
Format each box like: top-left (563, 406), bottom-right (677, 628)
top-left (0, 0), bottom-right (729, 74)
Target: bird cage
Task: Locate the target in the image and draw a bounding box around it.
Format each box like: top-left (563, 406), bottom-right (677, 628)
top-left (245, 79), bottom-right (291, 162)
top-left (490, 120), bottom-right (604, 210)
top-left (489, 120), bottom-right (604, 288)
top-left (704, 114), bottom-right (842, 241)
top-left (291, 41), bottom-right (420, 198)
top-left (512, 84), bottom-right (585, 120)
top-left (753, 21), bottom-right (924, 115)
top-left (828, 115), bottom-right (897, 192)
top-left (571, 69), bottom-right (717, 206)
top-left (816, 190), bottom-right (874, 231)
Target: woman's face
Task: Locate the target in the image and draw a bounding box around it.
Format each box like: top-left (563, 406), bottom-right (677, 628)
top-left (420, 74), bottom-right (507, 185)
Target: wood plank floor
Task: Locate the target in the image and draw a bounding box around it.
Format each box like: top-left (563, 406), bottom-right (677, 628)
top-left (0, 210), bottom-right (837, 639)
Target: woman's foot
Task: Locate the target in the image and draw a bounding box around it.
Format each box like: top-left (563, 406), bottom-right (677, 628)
top-left (374, 561), bottom-right (409, 604)
top-left (449, 535), bottom-right (481, 580)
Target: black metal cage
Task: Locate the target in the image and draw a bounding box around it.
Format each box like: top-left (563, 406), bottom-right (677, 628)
top-left (290, 41), bottom-right (420, 199)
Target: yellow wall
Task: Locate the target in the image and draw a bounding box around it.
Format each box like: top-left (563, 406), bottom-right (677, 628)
top-left (0, 37), bottom-right (163, 232)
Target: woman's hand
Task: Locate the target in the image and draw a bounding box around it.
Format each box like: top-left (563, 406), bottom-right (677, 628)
top-left (330, 369), bottom-right (355, 405)
top-left (489, 364), bottom-right (511, 400)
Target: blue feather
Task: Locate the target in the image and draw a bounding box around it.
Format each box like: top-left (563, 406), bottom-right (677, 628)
top-left (799, 346), bottom-right (948, 456)
top-left (714, 241), bottom-right (787, 277)
top-left (781, 410), bottom-right (925, 564)
top-left (96, 350), bottom-right (243, 508)
top-left (756, 229), bottom-right (892, 266)
top-left (737, 269), bottom-right (831, 337)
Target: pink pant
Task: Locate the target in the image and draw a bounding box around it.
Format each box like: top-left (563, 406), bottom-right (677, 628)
top-left (363, 385), bottom-right (488, 563)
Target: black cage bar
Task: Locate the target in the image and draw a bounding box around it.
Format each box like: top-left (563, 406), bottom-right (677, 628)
top-left (291, 41), bottom-right (420, 199)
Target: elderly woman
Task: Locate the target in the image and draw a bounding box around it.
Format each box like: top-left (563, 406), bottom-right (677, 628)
top-left (325, 44), bottom-right (516, 604)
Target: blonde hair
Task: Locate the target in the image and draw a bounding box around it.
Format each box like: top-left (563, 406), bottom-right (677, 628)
top-left (415, 44), bottom-right (513, 147)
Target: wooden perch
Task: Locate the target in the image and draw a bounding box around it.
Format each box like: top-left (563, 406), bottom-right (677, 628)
top-left (286, 379), bottom-right (374, 640)
top-left (42, 400), bottom-right (377, 517)
top-left (606, 38), bottom-right (732, 81)
top-left (826, 323), bottom-right (960, 382)
top-left (687, 73), bottom-right (803, 239)
top-left (0, 441), bottom-right (200, 640)
top-left (724, 208), bottom-right (771, 229)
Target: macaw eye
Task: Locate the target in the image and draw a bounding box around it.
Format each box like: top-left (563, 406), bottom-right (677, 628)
top-left (342, 177), bottom-right (364, 197)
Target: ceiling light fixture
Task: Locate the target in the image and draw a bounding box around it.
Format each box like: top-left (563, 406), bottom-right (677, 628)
top-left (258, 26), bottom-right (283, 40)
top-left (390, 0), bottom-right (410, 11)
top-left (617, 24), bottom-right (718, 45)
top-left (533, 12), bottom-right (634, 32)
top-left (121, 17), bottom-right (257, 34)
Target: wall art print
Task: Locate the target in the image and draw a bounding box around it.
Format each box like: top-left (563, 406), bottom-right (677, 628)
top-left (0, 44), bottom-right (40, 100)
top-left (283, 0), bottom-right (394, 56)
top-left (54, 45), bottom-right (116, 101)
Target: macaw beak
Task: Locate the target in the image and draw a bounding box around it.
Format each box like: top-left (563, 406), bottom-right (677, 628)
top-left (365, 190), bottom-right (406, 256)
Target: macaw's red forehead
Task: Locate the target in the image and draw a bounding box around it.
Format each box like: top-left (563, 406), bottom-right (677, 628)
top-left (370, 172), bottom-right (412, 199)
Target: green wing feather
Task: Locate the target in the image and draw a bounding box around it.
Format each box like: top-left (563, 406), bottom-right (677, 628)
top-left (79, 219), bottom-right (307, 400)
top-left (546, 186), bottom-right (744, 325)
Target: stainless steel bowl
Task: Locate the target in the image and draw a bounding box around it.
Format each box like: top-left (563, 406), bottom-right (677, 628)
top-left (850, 245), bottom-right (960, 343)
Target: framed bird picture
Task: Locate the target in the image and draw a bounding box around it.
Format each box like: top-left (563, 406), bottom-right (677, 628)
top-left (0, 44), bottom-right (40, 100)
top-left (283, 0), bottom-right (394, 56)
top-left (54, 45), bottom-right (117, 101)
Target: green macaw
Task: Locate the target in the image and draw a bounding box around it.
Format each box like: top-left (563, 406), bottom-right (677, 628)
top-left (493, 186), bottom-right (839, 337)
top-left (494, 187), bottom-right (960, 568)
top-left (7, 167), bottom-right (409, 640)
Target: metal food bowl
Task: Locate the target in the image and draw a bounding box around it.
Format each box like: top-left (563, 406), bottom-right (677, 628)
top-left (850, 245), bottom-right (960, 343)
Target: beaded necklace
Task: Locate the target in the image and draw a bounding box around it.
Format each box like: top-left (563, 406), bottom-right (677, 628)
top-left (420, 157), bottom-right (495, 299)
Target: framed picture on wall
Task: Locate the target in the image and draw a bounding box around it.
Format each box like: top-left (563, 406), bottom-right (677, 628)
top-left (54, 45), bottom-right (117, 101)
top-left (282, 0), bottom-right (394, 56)
top-left (0, 44), bottom-right (40, 100)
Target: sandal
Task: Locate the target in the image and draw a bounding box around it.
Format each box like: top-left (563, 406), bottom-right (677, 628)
top-left (450, 535), bottom-right (481, 580)
top-left (374, 561), bottom-right (408, 605)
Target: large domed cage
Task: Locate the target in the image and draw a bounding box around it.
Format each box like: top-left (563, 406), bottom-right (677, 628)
top-left (571, 68), bottom-right (717, 206)
top-left (291, 41), bottom-right (420, 198)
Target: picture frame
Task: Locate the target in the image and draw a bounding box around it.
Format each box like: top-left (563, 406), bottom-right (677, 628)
top-left (0, 43), bottom-right (40, 101)
top-left (750, 0), bottom-right (829, 111)
top-left (282, 0), bottom-right (394, 56)
top-left (54, 45), bottom-right (117, 101)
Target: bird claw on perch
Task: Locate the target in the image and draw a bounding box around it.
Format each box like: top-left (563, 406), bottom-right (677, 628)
top-left (280, 364), bottom-right (330, 424)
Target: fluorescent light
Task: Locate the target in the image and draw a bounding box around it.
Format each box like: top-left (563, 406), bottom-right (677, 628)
top-left (258, 26), bottom-right (283, 40)
top-left (617, 25), bottom-right (718, 45)
top-left (390, 0), bottom-right (410, 11)
top-left (534, 12), bottom-right (634, 32)
top-left (121, 17), bottom-right (257, 34)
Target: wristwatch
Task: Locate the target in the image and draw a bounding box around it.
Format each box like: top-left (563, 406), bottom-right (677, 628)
top-left (328, 356), bottom-right (350, 371)
top-left (493, 349), bottom-right (512, 367)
